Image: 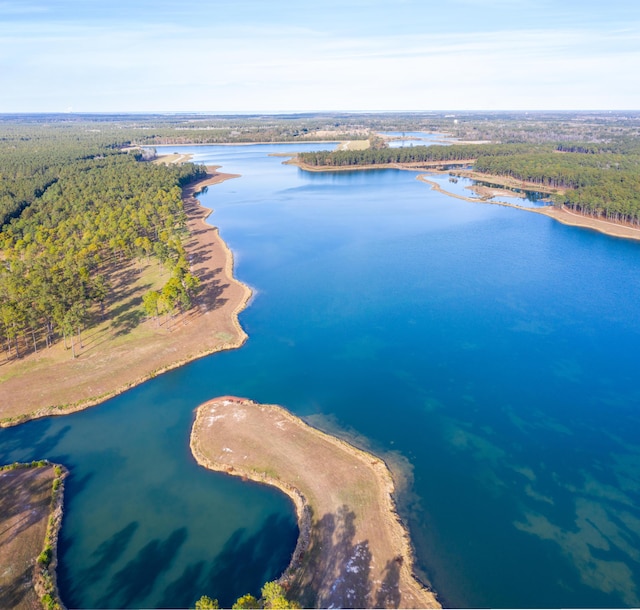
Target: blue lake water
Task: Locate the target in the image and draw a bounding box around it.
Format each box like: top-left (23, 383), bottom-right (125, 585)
top-left (2, 143), bottom-right (640, 608)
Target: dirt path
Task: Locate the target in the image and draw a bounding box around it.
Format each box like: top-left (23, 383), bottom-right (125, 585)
top-left (0, 168), bottom-right (249, 426)
top-left (190, 396), bottom-right (440, 609)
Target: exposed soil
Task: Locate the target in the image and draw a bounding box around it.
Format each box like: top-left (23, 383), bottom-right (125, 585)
top-left (0, 466), bottom-right (55, 610)
top-left (0, 168), bottom-right (250, 426)
top-left (190, 396), bottom-right (440, 609)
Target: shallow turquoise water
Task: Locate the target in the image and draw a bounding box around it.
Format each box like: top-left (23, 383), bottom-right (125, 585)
top-left (2, 143), bottom-right (640, 608)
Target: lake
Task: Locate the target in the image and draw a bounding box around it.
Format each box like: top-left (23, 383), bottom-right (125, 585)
top-left (2, 142), bottom-right (640, 608)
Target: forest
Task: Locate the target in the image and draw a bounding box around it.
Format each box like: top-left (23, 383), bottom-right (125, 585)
top-left (2, 111), bottom-right (640, 360)
top-left (298, 139), bottom-right (640, 224)
top-left (0, 124), bottom-right (205, 360)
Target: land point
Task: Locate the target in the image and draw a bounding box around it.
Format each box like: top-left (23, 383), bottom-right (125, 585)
top-left (190, 396), bottom-right (441, 609)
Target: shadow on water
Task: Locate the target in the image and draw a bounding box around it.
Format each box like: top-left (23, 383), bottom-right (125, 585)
top-left (95, 527), bottom-right (189, 609)
top-left (61, 521), bottom-right (140, 601)
top-left (0, 421), bottom-right (71, 464)
top-left (158, 513), bottom-right (298, 609)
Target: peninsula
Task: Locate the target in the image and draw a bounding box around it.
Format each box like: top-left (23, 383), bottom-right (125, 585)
top-left (290, 155), bottom-right (640, 243)
top-left (190, 396), bottom-right (440, 609)
top-left (0, 168), bottom-right (250, 426)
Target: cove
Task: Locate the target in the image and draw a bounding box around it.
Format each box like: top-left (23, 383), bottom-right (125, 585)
top-left (2, 142), bottom-right (640, 608)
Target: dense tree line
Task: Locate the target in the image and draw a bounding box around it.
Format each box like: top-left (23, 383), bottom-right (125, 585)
top-left (0, 128), bottom-right (206, 360)
top-left (473, 151), bottom-right (640, 222)
top-left (298, 141), bottom-right (640, 225)
top-left (298, 143), bottom-right (549, 167)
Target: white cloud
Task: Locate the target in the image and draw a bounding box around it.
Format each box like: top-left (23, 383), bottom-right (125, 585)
top-left (1, 19), bottom-right (639, 111)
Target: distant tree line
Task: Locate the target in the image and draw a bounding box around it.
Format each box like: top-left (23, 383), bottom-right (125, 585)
top-left (298, 143), bottom-right (548, 167)
top-left (298, 142), bottom-right (640, 225)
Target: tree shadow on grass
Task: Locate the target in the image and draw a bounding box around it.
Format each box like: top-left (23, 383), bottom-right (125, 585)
top-left (0, 566), bottom-right (33, 609)
top-left (111, 300), bottom-right (146, 337)
top-left (0, 467), bottom-right (52, 548)
top-left (294, 504), bottom-right (401, 609)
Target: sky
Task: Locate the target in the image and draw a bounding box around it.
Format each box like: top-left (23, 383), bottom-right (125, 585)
top-left (1, 0), bottom-right (639, 112)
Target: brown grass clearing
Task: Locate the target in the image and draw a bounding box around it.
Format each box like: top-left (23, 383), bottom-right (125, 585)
top-left (152, 153), bottom-right (194, 165)
top-left (190, 396), bottom-right (440, 609)
top-left (0, 169), bottom-right (248, 426)
top-left (337, 140), bottom-right (371, 151)
top-left (0, 464), bottom-right (65, 610)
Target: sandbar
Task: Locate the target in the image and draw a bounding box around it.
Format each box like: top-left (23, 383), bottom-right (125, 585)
top-left (417, 174), bottom-right (640, 242)
top-left (190, 396), bottom-right (440, 609)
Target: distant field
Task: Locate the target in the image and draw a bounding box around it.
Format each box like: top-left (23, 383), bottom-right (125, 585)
top-left (337, 139), bottom-right (371, 151)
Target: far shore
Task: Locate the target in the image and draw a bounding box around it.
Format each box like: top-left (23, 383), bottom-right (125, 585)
top-left (417, 175), bottom-right (640, 242)
top-left (289, 157), bottom-right (640, 243)
top-left (149, 140), bottom-right (348, 147)
top-left (190, 396), bottom-right (441, 609)
top-left (0, 167), bottom-right (250, 426)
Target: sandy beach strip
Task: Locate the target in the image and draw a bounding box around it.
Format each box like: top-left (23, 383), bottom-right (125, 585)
top-left (190, 396), bottom-right (440, 609)
top-left (290, 158), bottom-right (640, 243)
top-left (417, 174), bottom-right (640, 242)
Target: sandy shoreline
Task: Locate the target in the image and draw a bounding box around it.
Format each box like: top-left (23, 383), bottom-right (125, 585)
top-left (0, 167), bottom-right (250, 426)
top-left (291, 158), bottom-right (640, 243)
top-left (417, 175), bottom-right (640, 241)
top-left (190, 396), bottom-right (440, 609)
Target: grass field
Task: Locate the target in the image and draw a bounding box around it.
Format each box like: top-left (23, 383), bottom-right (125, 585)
top-left (0, 463), bottom-right (63, 610)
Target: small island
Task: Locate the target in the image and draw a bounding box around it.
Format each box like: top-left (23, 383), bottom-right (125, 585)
top-left (190, 396), bottom-right (440, 609)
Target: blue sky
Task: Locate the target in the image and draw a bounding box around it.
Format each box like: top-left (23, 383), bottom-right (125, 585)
top-left (1, 0), bottom-right (639, 112)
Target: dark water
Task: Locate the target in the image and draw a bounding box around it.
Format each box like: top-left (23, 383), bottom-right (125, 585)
top-left (2, 143), bottom-right (640, 608)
